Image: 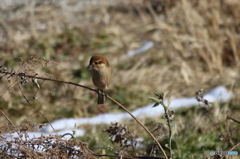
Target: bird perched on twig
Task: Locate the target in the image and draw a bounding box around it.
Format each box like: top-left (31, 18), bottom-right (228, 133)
top-left (87, 55), bottom-right (112, 104)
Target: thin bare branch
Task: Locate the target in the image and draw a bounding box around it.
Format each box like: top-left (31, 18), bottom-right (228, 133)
top-left (0, 110), bottom-right (14, 126)
top-left (107, 95), bottom-right (168, 159)
top-left (17, 84), bottom-right (58, 135)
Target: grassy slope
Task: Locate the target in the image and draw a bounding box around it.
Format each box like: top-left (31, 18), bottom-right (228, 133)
top-left (0, 0), bottom-right (240, 158)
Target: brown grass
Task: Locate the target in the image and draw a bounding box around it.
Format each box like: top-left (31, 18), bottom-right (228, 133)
top-left (0, 0), bottom-right (240, 158)
top-left (0, 124), bottom-right (96, 159)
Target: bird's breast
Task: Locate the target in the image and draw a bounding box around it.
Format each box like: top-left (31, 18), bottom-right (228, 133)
top-left (92, 68), bottom-right (111, 90)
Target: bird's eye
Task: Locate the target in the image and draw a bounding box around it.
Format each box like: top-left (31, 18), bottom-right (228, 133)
top-left (94, 61), bottom-right (98, 64)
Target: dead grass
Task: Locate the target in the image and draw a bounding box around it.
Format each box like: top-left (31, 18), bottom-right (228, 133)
top-left (0, 124), bottom-right (96, 159)
top-left (0, 0), bottom-right (240, 158)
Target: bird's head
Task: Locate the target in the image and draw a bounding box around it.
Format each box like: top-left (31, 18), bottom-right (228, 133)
top-left (87, 55), bottom-right (110, 71)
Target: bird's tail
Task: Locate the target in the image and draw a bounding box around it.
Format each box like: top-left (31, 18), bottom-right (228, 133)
top-left (97, 89), bottom-right (105, 104)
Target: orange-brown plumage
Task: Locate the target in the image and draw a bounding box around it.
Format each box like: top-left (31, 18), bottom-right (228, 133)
top-left (87, 55), bottom-right (111, 104)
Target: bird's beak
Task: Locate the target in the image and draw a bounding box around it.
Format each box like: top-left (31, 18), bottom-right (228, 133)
top-left (87, 64), bottom-right (93, 69)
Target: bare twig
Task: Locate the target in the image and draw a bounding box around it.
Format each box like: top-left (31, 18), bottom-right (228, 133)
top-left (196, 89), bottom-right (226, 141)
top-left (17, 84), bottom-right (58, 135)
top-left (220, 142), bottom-right (240, 159)
top-left (107, 95), bottom-right (168, 159)
top-left (0, 110), bottom-right (14, 126)
top-left (0, 71), bottom-right (96, 92)
top-left (227, 116), bottom-right (240, 124)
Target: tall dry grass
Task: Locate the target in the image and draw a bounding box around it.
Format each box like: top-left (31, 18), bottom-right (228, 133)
top-left (0, 0), bottom-right (240, 158)
top-left (0, 0), bottom-right (239, 122)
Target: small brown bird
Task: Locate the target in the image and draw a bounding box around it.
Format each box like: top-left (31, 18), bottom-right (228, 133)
top-left (87, 55), bottom-right (112, 104)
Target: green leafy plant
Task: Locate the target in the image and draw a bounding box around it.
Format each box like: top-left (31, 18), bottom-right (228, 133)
top-left (149, 92), bottom-right (177, 159)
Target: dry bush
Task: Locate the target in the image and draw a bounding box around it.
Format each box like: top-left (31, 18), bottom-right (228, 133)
top-left (0, 124), bottom-right (96, 159)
